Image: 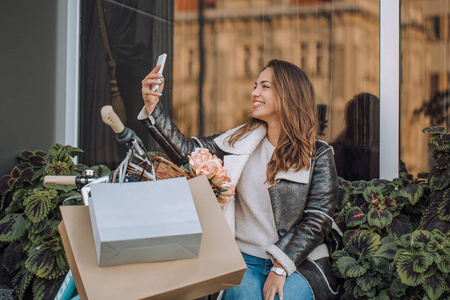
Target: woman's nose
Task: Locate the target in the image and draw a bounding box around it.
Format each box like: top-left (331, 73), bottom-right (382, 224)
top-left (251, 88), bottom-right (259, 97)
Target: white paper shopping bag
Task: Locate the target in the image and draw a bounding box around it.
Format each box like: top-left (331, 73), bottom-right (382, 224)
top-left (87, 176), bottom-right (202, 267)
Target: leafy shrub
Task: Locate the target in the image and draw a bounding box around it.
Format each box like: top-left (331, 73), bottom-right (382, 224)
top-left (331, 126), bottom-right (450, 300)
top-left (0, 144), bottom-right (109, 300)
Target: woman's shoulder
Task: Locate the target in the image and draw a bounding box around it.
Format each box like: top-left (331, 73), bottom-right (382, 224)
top-left (315, 140), bottom-right (334, 159)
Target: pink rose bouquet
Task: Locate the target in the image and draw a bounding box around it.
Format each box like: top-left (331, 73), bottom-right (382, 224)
top-left (188, 148), bottom-right (234, 207)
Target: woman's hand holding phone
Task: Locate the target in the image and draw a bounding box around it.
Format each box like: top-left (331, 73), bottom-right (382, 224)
top-left (141, 54), bottom-right (166, 115)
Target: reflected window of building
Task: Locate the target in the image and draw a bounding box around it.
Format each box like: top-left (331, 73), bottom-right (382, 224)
top-left (430, 73), bottom-right (440, 98)
top-left (301, 42), bottom-right (308, 71)
top-left (432, 16), bottom-right (441, 40)
top-left (244, 46), bottom-right (251, 78)
top-left (258, 45), bottom-right (265, 72)
top-left (188, 49), bottom-right (195, 79)
top-left (316, 42), bottom-right (323, 76)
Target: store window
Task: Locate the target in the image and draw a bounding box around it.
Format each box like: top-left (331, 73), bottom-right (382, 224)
top-left (401, 0), bottom-right (450, 176)
top-left (173, 0), bottom-right (380, 181)
top-left (77, 0), bottom-right (387, 181)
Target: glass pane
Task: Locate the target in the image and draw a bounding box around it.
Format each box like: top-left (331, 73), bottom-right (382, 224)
top-left (174, 0), bottom-right (380, 181)
top-left (79, 0), bottom-right (173, 168)
top-left (401, 0), bottom-right (450, 175)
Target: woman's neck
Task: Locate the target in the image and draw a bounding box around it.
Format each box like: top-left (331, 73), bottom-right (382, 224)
top-left (266, 122), bottom-right (281, 147)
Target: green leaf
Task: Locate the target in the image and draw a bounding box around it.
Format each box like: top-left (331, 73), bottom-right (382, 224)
top-left (389, 278), bottom-right (408, 297)
top-left (433, 153), bottom-right (450, 170)
top-left (12, 267), bottom-right (34, 300)
top-left (423, 126), bottom-right (447, 134)
top-left (437, 255), bottom-right (450, 273)
top-left (412, 252), bottom-right (433, 273)
top-left (429, 167), bottom-right (450, 192)
top-left (347, 230), bottom-right (381, 259)
top-left (423, 273), bottom-right (446, 300)
top-left (427, 239), bottom-right (440, 252)
top-left (24, 194), bottom-right (51, 224)
top-left (336, 256), bottom-right (367, 278)
top-left (437, 189), bottom-right (450, 221)
top-left (363, 186), bottom-right (383, 204)
top-left (443, 241), bottom-right (450, 255)
top-left (424, 265), bottom-right (438, 278)
top-left (397, 254), bottom-right (424, 287)
top-left (25, 246), bottom-right (68, 279)
top-left (343, 279), bottom-right (357, 299)
top-left (0, 213), bottom-right (27, 242)
top-left (345, 207), bottom-right (366, 227)
top-left (356, 272), bottom-right (382, 292)
top-left (397, 184), bottom-right (424, 205)
top-left (2, 241), bottom-right (25, 274)
top-left (331, 249), bottom-right (349, 260)
top-left (380, 195), bottom-right (398, 211)
top-left (367, 208), bottom-right (393, 229)
top-left (373, 289), bottom-right (391, 300)
top-left (411, 230), bottom-right (434, 245)
top-left (375, 241), bottom-right (399, 260)
top-left (429, 252), bottom-right (442, 265)
top-left (418, 171), bottom-right (430, 179)
top-left (371, 257), bottom-right (391, 275)
top-left (353, 186), bottom-right (366, 195)
top-left (343, 229), bottom-right (360, 246)
top-left (387, 214), bottom-right (414, 240)
top-left (332, 260), bottom-right (344, 278)
top-left (89, 164), bottom-right (111, 177)
top-left (32, 275), bottom-right (65, 300)
top-left (411, 241), bottom-right (425, 252)
top-left (5, 189), bottom-right (29, 214)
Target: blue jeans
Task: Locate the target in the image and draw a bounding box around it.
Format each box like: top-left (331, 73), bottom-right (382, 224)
top-left (223, 252), bottom-right (314, 300)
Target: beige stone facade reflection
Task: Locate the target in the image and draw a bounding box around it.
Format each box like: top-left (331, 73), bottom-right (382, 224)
top-left (173, 0), bottom-right (449, 176)
top-left (402, 0), bottom-right (450, 174)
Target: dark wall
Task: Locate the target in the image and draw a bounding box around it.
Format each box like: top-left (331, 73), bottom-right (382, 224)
top-left (0, 1), bottom-right (58, 175)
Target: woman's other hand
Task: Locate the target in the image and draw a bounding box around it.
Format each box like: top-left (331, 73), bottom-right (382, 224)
top-left (141, 65), bottom-right (165, 115)
top-left (263, 263), bottom-right (286, 300)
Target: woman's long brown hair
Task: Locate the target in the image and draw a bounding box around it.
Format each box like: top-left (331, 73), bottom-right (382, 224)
top-left (227, 59), bottom-right (318, 185)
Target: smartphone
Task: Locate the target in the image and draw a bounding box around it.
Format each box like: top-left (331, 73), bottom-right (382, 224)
top-left (151, 53), bottom-right (167, 92)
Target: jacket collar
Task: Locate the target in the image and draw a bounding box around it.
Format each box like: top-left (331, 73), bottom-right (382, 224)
top-left (213, 124), bottom-right (267, 155)
top-left (213, 125), bottom-right (310, 184)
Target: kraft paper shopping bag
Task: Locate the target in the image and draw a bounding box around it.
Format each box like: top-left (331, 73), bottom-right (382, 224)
top-left (59, 176), bottom-right (246, 300)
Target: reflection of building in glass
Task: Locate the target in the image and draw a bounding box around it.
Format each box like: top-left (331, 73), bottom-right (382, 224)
top-left (173, 0), bottom-right (380, 140)
top-left (401, 0), bottom-right (450, 174)
top-left (173, 0), bottom-right (449, 176)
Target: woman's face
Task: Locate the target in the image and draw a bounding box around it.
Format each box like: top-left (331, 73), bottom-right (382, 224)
top-left (251, 68), bottom-right (278, 124)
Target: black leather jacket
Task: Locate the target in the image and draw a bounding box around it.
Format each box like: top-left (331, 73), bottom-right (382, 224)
top-left (140, 102), bottom-right (340, 299)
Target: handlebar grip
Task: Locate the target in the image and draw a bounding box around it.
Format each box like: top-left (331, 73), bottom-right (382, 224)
top-left (101, 105), bottom-right (125, 134)
top-left (44, 176), bottom-right (77, 186)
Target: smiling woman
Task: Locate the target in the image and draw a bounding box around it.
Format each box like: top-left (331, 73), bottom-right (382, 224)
top-left (138, 59), bottom-right (340, 300)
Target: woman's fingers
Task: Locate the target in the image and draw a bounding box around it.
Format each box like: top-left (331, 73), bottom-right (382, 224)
top-left (142, 78), bottom-right (164, 96)
top-left (278, 288), bottom-right (284, 300)
top-left (142, 65), bottom-right (162, 81)
top-left (141, 65), bottom-right (165, 114)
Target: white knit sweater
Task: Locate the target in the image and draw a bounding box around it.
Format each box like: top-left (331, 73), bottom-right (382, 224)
top-left (235, 137), bottom-right (278, 259)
